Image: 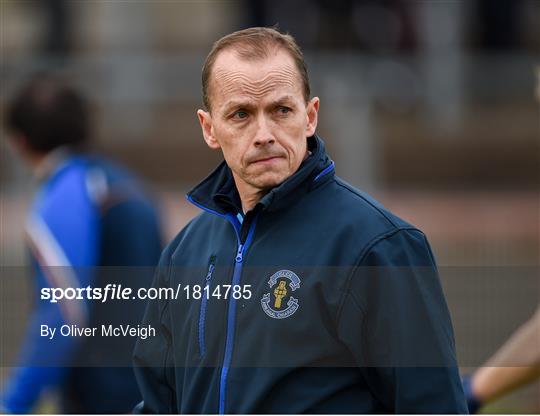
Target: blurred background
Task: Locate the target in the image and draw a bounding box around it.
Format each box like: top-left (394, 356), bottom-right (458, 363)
top-left (0, 0), bottom-right (538, 412)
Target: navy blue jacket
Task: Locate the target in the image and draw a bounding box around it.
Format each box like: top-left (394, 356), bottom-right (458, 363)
top-left (133, 136), bottom-right (467, 413)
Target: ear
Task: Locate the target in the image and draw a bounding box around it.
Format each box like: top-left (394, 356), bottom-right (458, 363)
top-left (197, 109), bottom-right (221, 150)
top-left (305, 97), bottom-right (319, 137)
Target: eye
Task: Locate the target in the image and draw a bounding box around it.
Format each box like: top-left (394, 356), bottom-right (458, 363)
top-left (277, 106), bottom-right (291, 115)
top-left (232, 110), bottom-right (248, 119)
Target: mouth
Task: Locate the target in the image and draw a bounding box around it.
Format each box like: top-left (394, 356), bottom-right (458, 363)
top-left (251, 156), bottom-right (283, 165)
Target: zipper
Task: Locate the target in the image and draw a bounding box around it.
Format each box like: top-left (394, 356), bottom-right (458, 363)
top-left (198, 255), bottom-right (216, 357)
top-left (186, 193), bottom-right (259, 414)
top-left (218, 215), bottom-right (258, 414)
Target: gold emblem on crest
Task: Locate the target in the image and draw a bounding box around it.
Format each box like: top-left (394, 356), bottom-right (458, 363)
top-left (273, 280), bottom-right (288, 308)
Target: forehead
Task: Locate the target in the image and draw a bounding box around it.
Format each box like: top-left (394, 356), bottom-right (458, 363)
top-left (210, 49), bottom-right (303, 109)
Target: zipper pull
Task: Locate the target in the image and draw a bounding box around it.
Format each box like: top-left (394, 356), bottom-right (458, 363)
top-left (235, 244), bottom-right (244, 263)
top-left (205, 264), bottom-right (215, 282)
top-left (205, 255), bottom-right (216, 281)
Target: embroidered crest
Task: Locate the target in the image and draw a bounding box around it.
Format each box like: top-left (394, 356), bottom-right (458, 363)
top-left (261, 270), bottom-right (300, 319)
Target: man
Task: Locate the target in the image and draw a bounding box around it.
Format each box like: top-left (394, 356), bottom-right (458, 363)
top-left (133, 27), bottom-right (468, 413)
top-left (1, 74), bottom-right (163, 413)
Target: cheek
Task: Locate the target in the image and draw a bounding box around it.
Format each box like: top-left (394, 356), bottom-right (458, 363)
top-left (217, 131), bottom-right (250, 167)
top-left (288, 112), bottom-right (309, 138)
top-left (281, 118), bottom-right (308, 155)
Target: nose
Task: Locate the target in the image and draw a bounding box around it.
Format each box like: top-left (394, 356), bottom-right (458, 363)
top-left (253, 116), bottom-right (275, 147)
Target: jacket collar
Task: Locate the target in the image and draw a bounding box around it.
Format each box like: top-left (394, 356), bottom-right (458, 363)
top-left (187, 135), bottom-right (334, 215)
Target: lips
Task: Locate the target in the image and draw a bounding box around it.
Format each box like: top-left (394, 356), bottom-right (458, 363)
top-left (253, 156), bottom-right (281, 163)
top-left (250, 155), bottom-right (283, 164)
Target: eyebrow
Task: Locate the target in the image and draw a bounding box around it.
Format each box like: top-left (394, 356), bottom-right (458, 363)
top-left (222, 99), bottom-right (255, 113)
top-left (222, 95), bottom-right (297, 113)
top-left (271, 95), bottom-right (296, 107)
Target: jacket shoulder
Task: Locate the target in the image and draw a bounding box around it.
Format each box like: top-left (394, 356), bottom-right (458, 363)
top-left (313, 177), bottom-right (423, 252)
top-left (331, 177), bottom-right (415, 229)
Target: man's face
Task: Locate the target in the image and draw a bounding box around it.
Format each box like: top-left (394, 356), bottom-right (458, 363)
top-left (197, 49), bottom-right (319, 193)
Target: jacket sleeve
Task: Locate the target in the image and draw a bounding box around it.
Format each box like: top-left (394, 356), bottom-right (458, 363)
top-left (337, 228), bottom-right (468, 413)
top-left (133, 252), bottom-right (178, 413)
top-left (1, 174), bottom-right (100, 413)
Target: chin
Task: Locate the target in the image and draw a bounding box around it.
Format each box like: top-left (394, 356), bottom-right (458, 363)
top-left (251, 172), bottom-right (289, 190)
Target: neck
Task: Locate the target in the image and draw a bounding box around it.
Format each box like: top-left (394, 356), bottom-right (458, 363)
top-left (32, 147), bottom-right (70, 180)
top-left (232, 175), bottom-right (269, 214)
top-left (29, 153), bottom-right (47, 172)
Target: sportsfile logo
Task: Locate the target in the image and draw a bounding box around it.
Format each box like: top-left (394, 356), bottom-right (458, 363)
top-left (41, 284), bottom-right (139, 303)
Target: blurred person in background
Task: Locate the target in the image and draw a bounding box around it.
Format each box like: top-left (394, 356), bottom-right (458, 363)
top-left (133, 27), bottom-right (467, 413)
top-left (0, 74), bottom-right (163, 413)
top-left (462, 67), bottom-right (540, 413)
top-left (462, 306), bottom-right (540, 413)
